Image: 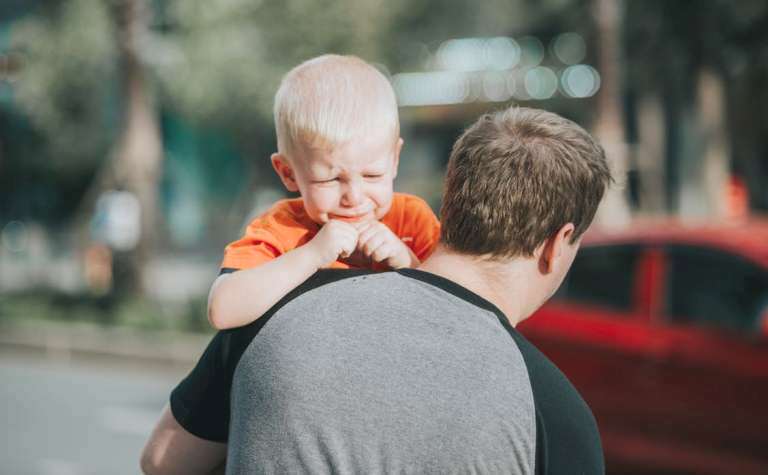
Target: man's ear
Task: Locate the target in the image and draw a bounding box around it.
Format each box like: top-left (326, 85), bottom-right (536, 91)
top-left (392, 137), bottom-right (403, 179)
top-left (537, 223), bottom-right (576, 274)
top-left (271, 153), bottom-right (299, 192)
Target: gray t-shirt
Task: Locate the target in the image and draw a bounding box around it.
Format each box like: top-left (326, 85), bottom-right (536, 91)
top-left (171, 269), bottom-right (603, 474)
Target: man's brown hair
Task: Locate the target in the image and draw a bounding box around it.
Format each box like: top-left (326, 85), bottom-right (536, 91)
top-left (440, 106), bottom-right (612, 258)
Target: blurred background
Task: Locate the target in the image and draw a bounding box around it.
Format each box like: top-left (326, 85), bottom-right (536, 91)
top-left (1, 0), bottom-right (767, 473)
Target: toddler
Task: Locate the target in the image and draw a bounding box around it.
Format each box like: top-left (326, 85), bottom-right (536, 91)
top-left (208, 54), bottom-right (441, 329)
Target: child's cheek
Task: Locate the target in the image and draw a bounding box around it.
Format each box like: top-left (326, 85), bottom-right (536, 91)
top-left (311, 188), bottom-right (340, 213)
top-left (376, 182), bottom-right (395, 205)
top-left (372, 183), bottom-right (395, 217)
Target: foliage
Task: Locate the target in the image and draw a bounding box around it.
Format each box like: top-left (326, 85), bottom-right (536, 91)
top-left (153, 0), bottom-right (404, 126)
top-left (10, 0), bottom-right (118, 174)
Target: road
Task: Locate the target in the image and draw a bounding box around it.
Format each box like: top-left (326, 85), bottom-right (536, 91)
top-left (0, 350), bottom-right (191, 475)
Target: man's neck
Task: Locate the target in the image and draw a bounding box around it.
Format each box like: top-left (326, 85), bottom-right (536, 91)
top-left (417, 245), bottom-right (540, 327)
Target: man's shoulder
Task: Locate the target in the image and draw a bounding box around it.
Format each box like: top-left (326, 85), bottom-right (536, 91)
top-left (301, 269), bottom-right (378, 292)
top-left (246, 269), bottom-right (379, 325)
top-left (215, 270), bottom-right (377, 366)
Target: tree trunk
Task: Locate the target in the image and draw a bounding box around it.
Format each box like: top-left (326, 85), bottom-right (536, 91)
top-left (680, 70), bottom-right (730, 218)
top-left (592, 0), bottom-right (631, 228)
top-left (110, 0), bottom-right (163, 295)
top-left (634, 93), bottom-right (666, 215)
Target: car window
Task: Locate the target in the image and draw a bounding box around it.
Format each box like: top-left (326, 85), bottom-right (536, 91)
top-left (555, 244), bottom-right (640, 313)
top-left (664, 245), bottom-right (768, 335)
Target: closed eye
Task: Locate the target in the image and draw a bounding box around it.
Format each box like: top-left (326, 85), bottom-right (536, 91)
top-left (364, 174), bottom-right (384, 179)
top-left (312, 177), bottom-right (339, 184)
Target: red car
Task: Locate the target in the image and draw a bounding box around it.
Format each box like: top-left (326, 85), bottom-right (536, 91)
top-left (519, 218), bottom-right (768, 475)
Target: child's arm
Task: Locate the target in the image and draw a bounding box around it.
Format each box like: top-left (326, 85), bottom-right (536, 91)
top-left (208, 220), bottom-right (359, 330)
top-left (356, 221), bottom-right (420, 269)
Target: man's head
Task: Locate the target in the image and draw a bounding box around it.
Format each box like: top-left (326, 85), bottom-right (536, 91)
top-left (270, 54), bottom-right (402, 225)
top-left (440, 106), bottom-right (612, 297)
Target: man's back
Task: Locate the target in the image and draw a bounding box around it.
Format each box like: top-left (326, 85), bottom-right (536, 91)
top-left (229, 271), bottom-right (535, 474)
top-left (171, 269), bottom-right (603, 474)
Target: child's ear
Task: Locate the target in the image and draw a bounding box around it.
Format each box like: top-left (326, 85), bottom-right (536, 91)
top-left (271, 153), bottom-right (299, 192)
top-left (392, 138), bottom-right (403, 179)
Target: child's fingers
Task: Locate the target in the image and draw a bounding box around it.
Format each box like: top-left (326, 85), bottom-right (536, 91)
top-left (356, 221), bottom-right (380, 244)
top-left (331, 219), bottom-right (361, 236)
top-left (351, 220), bottom-right (372, 233)
top-left (331, 221), bottom-right (361, 239)
top-left (359, 222), bottom-right (396, 249)
top-left (340, 242), bottom-right (356, 259)
top-left (341, 229), bottom-right (359, 257)
top-left (361, 232), bottom-right (388, 257)
top-left (321, 220), bottom-right (359, 259)
top-left (338, 243), bottom-right (354, 259)
top-left (371, 242), bottom-right (396, 263)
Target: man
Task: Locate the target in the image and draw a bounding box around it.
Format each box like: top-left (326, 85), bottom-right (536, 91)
top-left (142, 106), bottom-right (612, 474)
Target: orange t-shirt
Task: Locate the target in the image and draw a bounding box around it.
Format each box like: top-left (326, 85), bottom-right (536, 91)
top-left (221, 192), bottom-right (441, 271)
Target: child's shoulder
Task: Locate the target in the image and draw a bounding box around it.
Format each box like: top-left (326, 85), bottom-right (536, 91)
top-left (391, 192), bottom-right (432, 210)
top-left (383, 193), bottom-right (439, 229)
top-left (246, 197), bottom-right (311, 229)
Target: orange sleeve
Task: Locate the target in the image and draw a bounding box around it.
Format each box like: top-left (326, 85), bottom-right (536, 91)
top-left (220, 219), bottom-right (285, 270)
top-left (395, 194), bottom-right (441, 261)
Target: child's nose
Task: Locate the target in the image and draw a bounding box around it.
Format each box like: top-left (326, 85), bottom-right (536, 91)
top-left (341, 181), bottom-right (363, 207)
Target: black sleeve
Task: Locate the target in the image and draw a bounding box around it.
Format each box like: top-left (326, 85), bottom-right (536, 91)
top-left (170, 331), bottom-right (236, 442)
top-left (505, 329), bottom-right (605, 475)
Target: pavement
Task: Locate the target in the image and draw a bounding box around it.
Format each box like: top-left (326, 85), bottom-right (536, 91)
top-left (1, 347), bottom-right (186, 474)
top-left (0, 319), bottom-right (211, 367)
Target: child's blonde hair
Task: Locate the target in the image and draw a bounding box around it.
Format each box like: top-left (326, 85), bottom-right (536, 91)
top-left (274, 54), bottom-right (399, 157)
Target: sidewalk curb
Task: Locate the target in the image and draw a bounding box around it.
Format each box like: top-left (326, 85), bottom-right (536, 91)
top-left (0, 320), bottom-right (211, 366)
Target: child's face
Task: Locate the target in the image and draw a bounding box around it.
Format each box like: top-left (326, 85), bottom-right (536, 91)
top-left (272, 130), bottom-right (402, 226)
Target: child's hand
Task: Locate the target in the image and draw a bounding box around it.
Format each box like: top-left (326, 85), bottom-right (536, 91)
top-left (356, 221), bottom-right (415, 269)
top-left (307, 220), bottom-right (360, 267)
